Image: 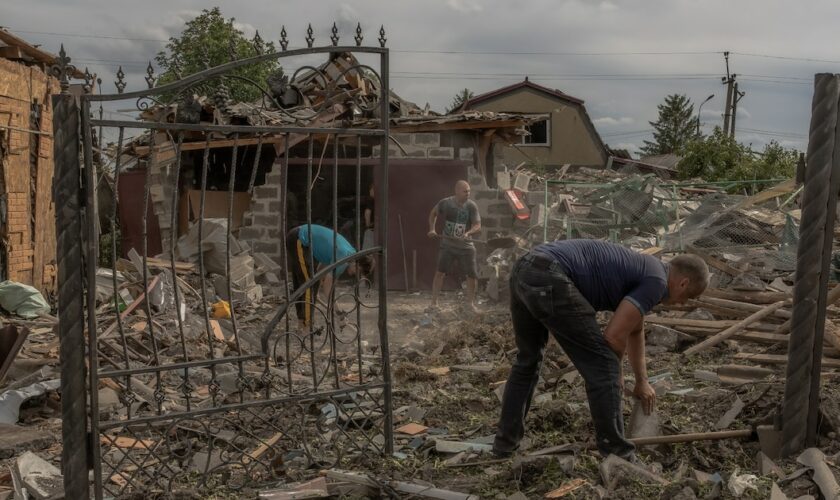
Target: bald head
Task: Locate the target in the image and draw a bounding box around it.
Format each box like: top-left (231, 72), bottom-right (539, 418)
top-left (454, 180), bottom-right (471, 203)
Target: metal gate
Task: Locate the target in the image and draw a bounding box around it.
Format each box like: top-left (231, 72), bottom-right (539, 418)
top-left (53, 25), bottom-right (391, 499)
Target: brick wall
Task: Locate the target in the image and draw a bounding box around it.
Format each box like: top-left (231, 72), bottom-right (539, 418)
top-left (0, 58), bottom-right (57, 292)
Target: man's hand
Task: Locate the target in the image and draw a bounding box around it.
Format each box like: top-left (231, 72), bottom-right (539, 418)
top-left (427, 230), bottom-right (438, 239)
top-left (633, 379), bottom-right (656, 415)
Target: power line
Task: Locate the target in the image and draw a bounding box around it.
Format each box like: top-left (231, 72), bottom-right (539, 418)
top-left (8, 27), bottom-right (840, 64)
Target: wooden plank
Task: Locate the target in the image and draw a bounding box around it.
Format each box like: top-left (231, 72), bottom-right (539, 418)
top-left (735, 179), bottom-right (796, 209)
top-left (646, 316), bottom-right (739, 329)
top-left (695, 297), bottom-right (791, 319)
top-left (704, 288), bottom-right (790, 304)
top-left (734, 352), bottom-right (840, 369)
top-left (684, 300), bottom-right (790, 355)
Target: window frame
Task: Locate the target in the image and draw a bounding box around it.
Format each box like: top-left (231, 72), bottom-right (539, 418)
top-left (518, 117), bottom-right (551, 147)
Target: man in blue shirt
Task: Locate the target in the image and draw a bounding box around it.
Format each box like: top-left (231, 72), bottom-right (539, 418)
top-left (286, 224), bottom-right (373, 327)
top-left (493, 239), bottom-right (709, 460)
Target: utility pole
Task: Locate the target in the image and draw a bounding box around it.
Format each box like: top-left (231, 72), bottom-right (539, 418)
top-left (721, 52), bottom-right (737, 135)
top-left (729, 82), bottom-right (745, 138)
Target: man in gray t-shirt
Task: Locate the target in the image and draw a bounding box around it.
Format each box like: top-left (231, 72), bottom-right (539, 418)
top-left (427, 180), bottom-right (481, 312)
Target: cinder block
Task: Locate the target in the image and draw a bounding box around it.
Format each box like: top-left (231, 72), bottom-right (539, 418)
top-left (254, 214), bottom-right (280, 227)
top-left (252, 241), bottom-right (279, 254)
top-left (412, 133), bottom-right (440, 147)
top-left (237, 226), bottom-right (264, 241)
top-left (391, 133), bottom-right (412, 147)
top-left (253, 186), bottom-right (279, 199)
top-left (459, 147), bottom-right (475, 161)
top-left (400, 146), bottom-right (427, 158)
top-left (427, 147), bottom-right (454, 159)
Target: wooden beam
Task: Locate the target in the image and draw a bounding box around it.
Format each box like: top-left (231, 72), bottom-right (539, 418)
top-left (684, 300), bottom-right (791, 355)
top-left (734, 352), bottom-right (840, 369)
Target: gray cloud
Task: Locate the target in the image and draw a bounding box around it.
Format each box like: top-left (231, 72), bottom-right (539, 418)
top-left (5, 0), bottom-right (836, 153)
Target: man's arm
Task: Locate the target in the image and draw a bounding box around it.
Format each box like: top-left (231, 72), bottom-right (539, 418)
top-left (464, 201), bottom-right (481, 238)
top-left (626, 318), bottom-right (656, 414)
top-left (428, 206), bottom-right (438, 237)
top-left (465, 221), bottom-right (481, 238)
top-left (603, 299), bottom-right (643, 359)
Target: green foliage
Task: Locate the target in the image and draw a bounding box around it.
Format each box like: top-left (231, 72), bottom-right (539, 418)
top-left (99, 228), bottom-right (121, 268)
top-left (640, 94), bottom-right (701, 156)
top-left (678, 127), bottom-right (798, 182)
top-left (154, 7), bottom-right (278, 102)
top-left (446, 88), bottom-right (474, 113)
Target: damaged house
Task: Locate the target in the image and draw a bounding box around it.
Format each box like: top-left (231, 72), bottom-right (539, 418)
top-left (115, 52), bottom-right (538, 291)
top-left (0, 30), bottom-right (84, 296)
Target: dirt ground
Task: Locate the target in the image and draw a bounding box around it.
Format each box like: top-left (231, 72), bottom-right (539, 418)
top-left (8, 284), bottom-right (840, 499)
top-left (350, 288), bottom-right (840, 499)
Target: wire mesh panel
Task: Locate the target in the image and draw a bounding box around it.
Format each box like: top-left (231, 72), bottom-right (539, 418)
top-left (55, 27), bottom-right (392, 499)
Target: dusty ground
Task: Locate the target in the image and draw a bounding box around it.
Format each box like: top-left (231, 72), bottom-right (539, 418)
top-left (7, 285), bottom-right (840, 499)
top-left (352, 290), bottom-right (840, 499)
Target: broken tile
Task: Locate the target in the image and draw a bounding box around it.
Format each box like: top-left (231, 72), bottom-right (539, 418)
top-left (545, 478), bottom-right (588, 498)
top-left (396, 423), bottom-right (428, 436)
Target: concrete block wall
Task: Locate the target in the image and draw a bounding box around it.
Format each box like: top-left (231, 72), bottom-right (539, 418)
top-left (237, 167), bottom-right (285, 262)
top-left (371, 132), bottom-right (463, 160)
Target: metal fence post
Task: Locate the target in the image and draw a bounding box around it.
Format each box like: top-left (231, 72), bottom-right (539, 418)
top-left (52, 47), bottom-right (90, 499)
top-left (781, 73), bottom-right (840, 455)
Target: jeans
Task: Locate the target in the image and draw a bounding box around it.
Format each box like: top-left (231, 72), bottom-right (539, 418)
top-left (493, 253), bottom-right (635, 459)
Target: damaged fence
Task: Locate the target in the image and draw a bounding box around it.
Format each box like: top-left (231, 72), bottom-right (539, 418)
top-left (541, 176), bottom-right (800, 274)
top-left (53, 26), bottom-right (392, 499)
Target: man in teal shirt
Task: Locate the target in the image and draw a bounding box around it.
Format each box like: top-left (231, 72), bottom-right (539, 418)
top-left (286, 224), bottom-right (373, 327)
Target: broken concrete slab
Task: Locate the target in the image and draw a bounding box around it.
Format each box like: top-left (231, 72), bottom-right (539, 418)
top-left (258, 476), bottom-right (329, 499)
top-left (646, 324), bottom-right (693, 350)
top-left (434, 439), bottom-right (492, 454)
top-left (796, 448), bottom-right (840, 500)
top-left (627, 400), bottom-right (661, 442)
top-left (757, 451), bottom-right (784, 478)
top-left (16, 451), bottom-right (63, 500)
top-left (599, 454), bottom-right (668, 490)
top-left (770, 483), bottom-right (788, 500)
top-left (0, 424), bottom-right (56, 459)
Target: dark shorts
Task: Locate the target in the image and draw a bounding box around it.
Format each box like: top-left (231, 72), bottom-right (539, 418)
top-left (436, 245), bottom-right (478, 278)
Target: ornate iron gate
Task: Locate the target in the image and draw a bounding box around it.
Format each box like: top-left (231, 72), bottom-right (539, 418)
top-left (53, 25), bottom-right (391, 499)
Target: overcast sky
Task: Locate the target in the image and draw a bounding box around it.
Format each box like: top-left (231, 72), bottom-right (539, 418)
top-left (4, 0), bottom-right (840, 155)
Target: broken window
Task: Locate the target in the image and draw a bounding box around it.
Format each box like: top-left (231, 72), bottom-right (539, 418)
top-left (520, 118), bottom-right (550, 146)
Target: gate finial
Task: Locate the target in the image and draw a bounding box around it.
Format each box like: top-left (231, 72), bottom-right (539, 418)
top-left (355, 23), bottom-right (364, 46)
top-left (51, 44), bottom-right (75, 94)
top-left (82, 68), bottom-right (94, 94)
top-left (330, 22), bottom-right (340, 46)
top-left (280, 26), bottom-right (289, 51)
top-left (306, 23), bottom-right (315, 48)
top-left (145, 62), bottom-right (157, 89)
top-left (253, 30), bottom-right (264, 55)
top-left (115, 66), bottom-right (126, 94)
top-left (378, 25), bottom-right (387, 48)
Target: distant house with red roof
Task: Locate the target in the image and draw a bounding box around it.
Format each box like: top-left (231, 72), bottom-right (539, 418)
top-left (462, 78), bottom-right (608, 169)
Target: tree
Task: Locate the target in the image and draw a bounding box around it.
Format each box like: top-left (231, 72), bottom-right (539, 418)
top-left (155, 7), bottom-right (278, 102)
top-left (446, 88), bottom-right (474, 113)
top-left (678, 127), bottom-right (798, 182)
top-left (640, 94), bottom-right (701, 156)
top-left (678, 127), bottom-right (744, 180)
